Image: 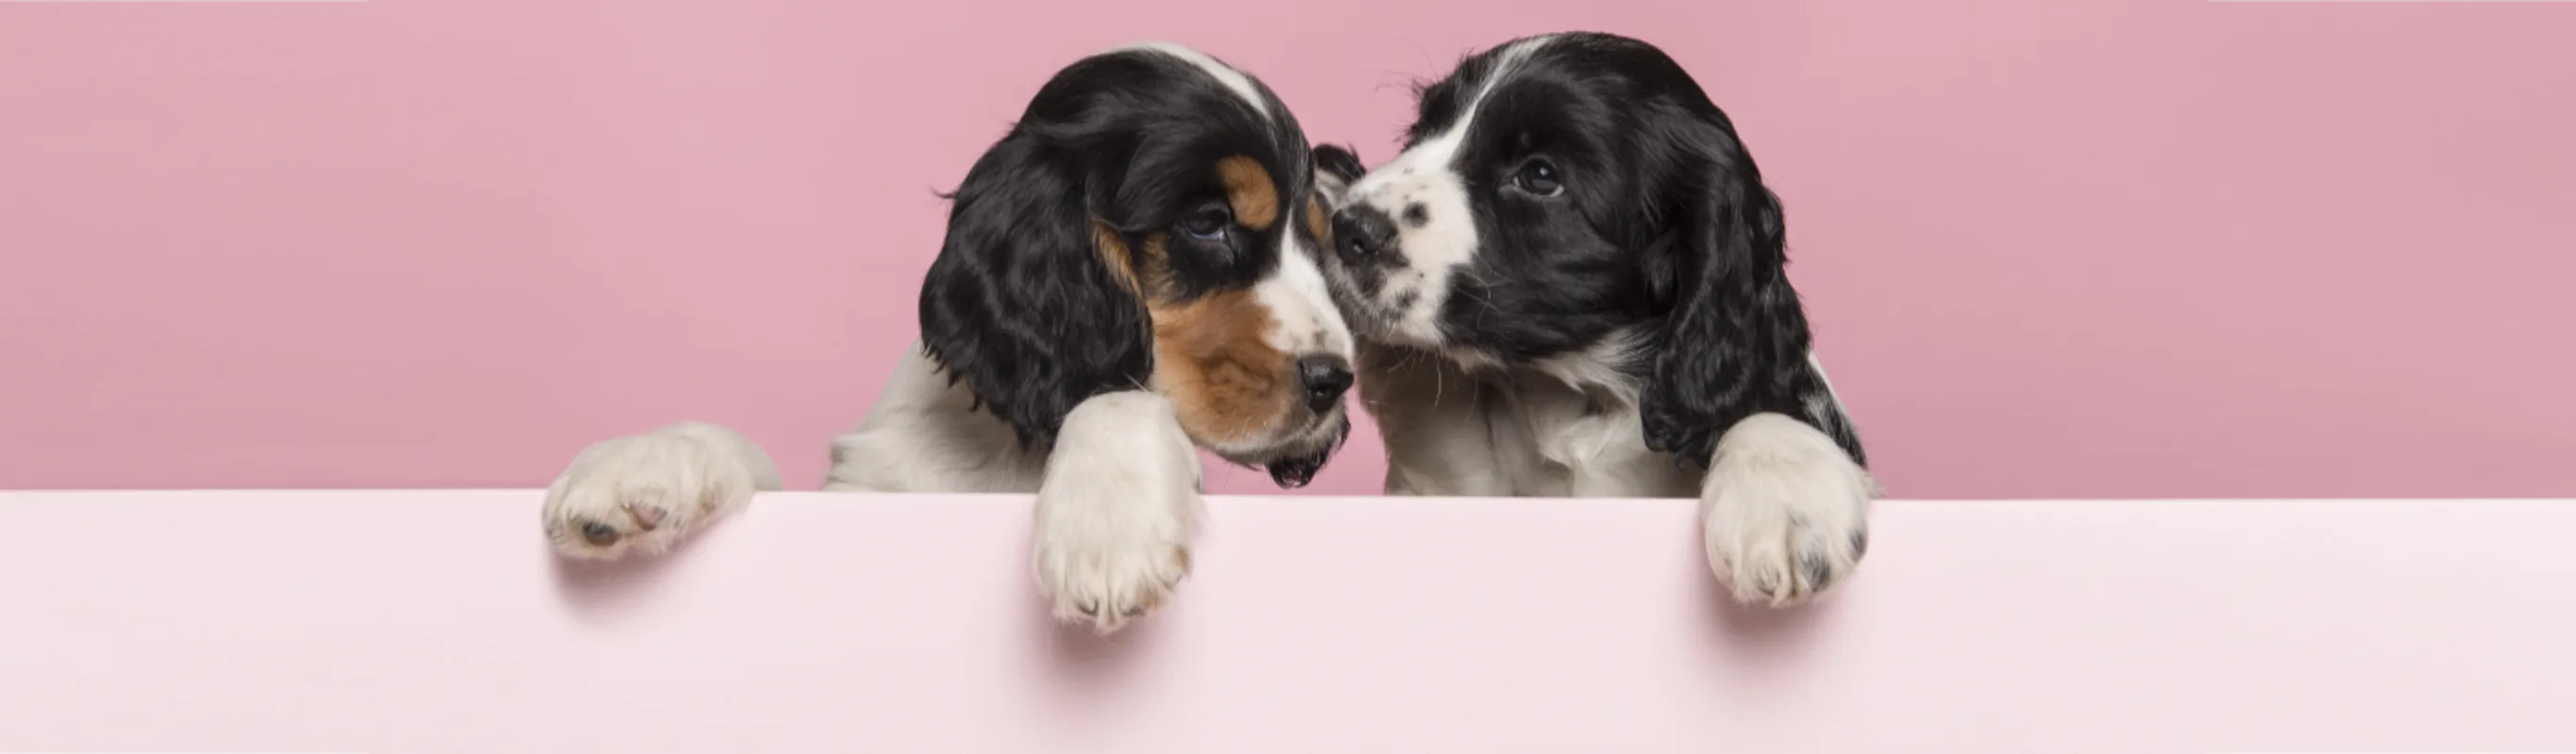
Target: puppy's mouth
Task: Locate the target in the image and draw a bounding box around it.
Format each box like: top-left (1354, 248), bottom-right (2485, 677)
top-left (1256, 413), bottom-right (1353, 488)
top-left (1214, 406), bottom-right (1353, 489)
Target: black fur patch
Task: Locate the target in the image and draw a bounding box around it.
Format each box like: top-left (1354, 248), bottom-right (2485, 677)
top-left (1313, 143), bottom-right (1366, 184)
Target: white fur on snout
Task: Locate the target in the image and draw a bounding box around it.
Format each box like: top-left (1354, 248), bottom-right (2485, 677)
top-left (1339, 36), bottom-right (1554, 348)
top-left (1345, 146), bottom-right (1476, 347)
top-left (1258, 231), bottom-right (1356, 359)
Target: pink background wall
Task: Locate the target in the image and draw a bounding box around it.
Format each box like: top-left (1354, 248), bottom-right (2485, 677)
top-left (3, 0), bottom-right (2571, 498)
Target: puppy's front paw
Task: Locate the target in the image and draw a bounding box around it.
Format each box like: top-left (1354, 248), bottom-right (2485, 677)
top-left (1701, 413), bottom-right (1877, 607)
top-left (1030, 391), bottom-right (1202, 635)
top-left (541, 423), bottom-right (768, 561)
top-left (1033, 504), bottom-right (1192, 635)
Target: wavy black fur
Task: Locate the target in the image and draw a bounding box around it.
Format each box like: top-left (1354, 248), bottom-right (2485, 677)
top-left (917, 118), bottom-right (1152, 450)
top-left (1369, 32), bottom-right (1869, 467)
top-left (917, 49), bottom-right (1360, 487)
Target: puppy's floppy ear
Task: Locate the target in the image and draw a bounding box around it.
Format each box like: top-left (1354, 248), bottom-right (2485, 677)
top-left (919, 134), bottom-right (1153, 448)
top-left (1637, 117), bottom-right (1868, 467)
top-left (1311, 143), bottom-right (1366, 206)
top-left (1313, 143), bottom-right (1365, 184)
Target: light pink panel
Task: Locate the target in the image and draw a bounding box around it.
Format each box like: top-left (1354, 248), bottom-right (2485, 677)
top-left (3, 1), bottom-right (2573, 497)
top-left (4, 491), bottom-right (2575, 751)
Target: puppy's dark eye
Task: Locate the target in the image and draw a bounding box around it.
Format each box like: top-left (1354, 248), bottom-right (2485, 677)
top-left (1511, 159), bottom-right (1563, 197)
top-left (1178, 206), bottom-right (1231, 241)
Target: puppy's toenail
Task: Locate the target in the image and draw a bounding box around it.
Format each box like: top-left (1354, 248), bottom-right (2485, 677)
top-left (625, 501), bottom-right (667, 531)
top-left (580, 521), bottom-right (619, 547)
top-left (1122, 606), bottom-right (1145, 617)
top-left (1077, 601), bottom-right (1098, 617)
top-left (1802, 554), bottom-right (1833, 589)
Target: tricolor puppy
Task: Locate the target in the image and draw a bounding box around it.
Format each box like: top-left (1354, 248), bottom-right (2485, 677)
top-left (1321, 32), bottom-right (1879, 606)
top-left (540, 42), bottom-right (1361, 634)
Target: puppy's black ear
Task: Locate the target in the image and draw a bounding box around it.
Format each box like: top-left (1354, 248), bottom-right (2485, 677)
top-left (919, 134), bottom-right (1152, 448)
top-left (1313, 143), bottom-right (1366, 186)
top-left (1637, 117), bottom-right (1867, 467)
top-left (1310, 143), bottom-right (1366, 212)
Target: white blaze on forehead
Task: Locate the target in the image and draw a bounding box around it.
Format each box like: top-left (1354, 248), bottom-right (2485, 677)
top-left (1258, 229), bottom-right (1357, 359)
top-left (1341, 34), bottom-right (1555, 346)
top-left (1115, 41), bottom-right (1269, 119)
top-left (1435, 34), bottom-right (1552, 150)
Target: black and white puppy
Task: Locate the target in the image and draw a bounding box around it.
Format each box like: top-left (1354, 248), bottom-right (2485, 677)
top-left (540, 42), bottom-right (1360, 633)
top-left (1321, 32), bottom-right (1879, 607)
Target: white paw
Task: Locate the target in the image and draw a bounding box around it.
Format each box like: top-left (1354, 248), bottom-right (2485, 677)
top-left (541, 422), bottom-right (773, 561)
top-left (1701, 413), bottom-right (1877, 607)
top-left (1032, 392), bottom-right (1203, 634)
top-left (1033, 502), bottom-right (1193, 635)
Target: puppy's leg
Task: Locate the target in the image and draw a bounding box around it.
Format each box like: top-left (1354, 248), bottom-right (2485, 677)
top-left (1700, 413), bottom-right (1877, 607)
top-left (1032, 391), bottom-right (1201, 634)
top-left (541, 421), bottom-right (784, 560)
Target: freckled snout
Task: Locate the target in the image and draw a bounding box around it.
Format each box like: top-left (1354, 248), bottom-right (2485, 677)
top-left (1330, 204), bottom-right (1398, 265)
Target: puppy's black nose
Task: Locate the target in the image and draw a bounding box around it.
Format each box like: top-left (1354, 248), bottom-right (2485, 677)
top-left (1296, 355), bottom-right (1354, 414)
top-left (1331, 205), bottom-right (1398, 264)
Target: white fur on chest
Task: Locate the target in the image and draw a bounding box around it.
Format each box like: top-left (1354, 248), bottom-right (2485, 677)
top-left (822, 343), bottom-right (1049, 494)
top-left (1363, 346), bottom-right (1699, 500)
top-left (1484, 373), bottom-right (1700, 499)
